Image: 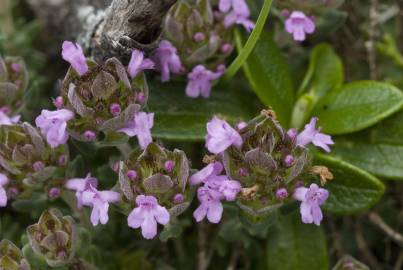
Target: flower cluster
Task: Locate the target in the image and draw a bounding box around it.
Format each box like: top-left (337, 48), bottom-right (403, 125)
top-left (27, 209), bottom-right (78, 267)
top-left (0, 239), bottom-right (30, 270)
top-left (0, 123), bottom-right (69, 206)
top-left (118, 143), bottom-right (192, 239)
top-left (0, 55), bottom-right (28, 126)
top-left (192, 111), bottom-right (332, 226)
top-left (155, 0), bottom-right (255, 98)
top-left (39, 41), bottom-right (154, 149)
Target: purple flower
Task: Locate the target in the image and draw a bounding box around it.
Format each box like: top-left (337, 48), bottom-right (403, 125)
top-left (190, 161), bottom-right (224, 186)
top-left (218, 179), bottom-right (241, 201)
top-left (186, 65), bottom-right (223, 98)
top-left (0, 173), bottom-right (9, 207)
top-left (61, 41), bottom-right (88, 76)
top-left (127, 195), bottom-right (170, 239)
top-left (193, 187), bottom-right (223, 223)
top-left (191, 161), bottom-right (241, 223)
top-left (285, 11), bottom-right (316, 41)
top-left (205, 116), bottom-right (243, 154)
top-left (152, 40), bottom-right (183, 82)
top-left (35, 109), bottom-right (74, 148)
top-left (65, 173), bottom-right (98, 208)
top-left (193, 32), bottom-right (206, 42)
top-left (82, 186), bottom-right (121, 226)
top-left (173, 193), bottom-right (185, 204)
top-left (220, 0), bottom-right (255, 32)
top-left (297, 117), bottom-right (334, 152)
top-left (293, 183), bottom-right (329, 226)
top-left (128, 49), bottom-right (155, 78)
top-left (0, 111), bottom-right (20, 126)
top-left (276, 188), bottom-right (289, 200)
top-left (118, 112), bottom-right (154, 149)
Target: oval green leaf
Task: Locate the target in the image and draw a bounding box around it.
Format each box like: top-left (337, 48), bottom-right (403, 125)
top-left (298, 43), bottom-right (344, 100)
top-left (331, 136), bottom-right (403, 180)
top-left (242, 33), bottom-right (295, 126)
top-left (266, 212), bottom-right (329, 270)
top-left (314, 153), bottom-right (385, 214)
top-left (312, 81), bottom-right (403, 134)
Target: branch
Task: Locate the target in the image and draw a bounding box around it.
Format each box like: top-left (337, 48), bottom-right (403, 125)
top-left (27, 0), bottom-right (177, 62)
top-left (368, 212), bottom-right (403, 247)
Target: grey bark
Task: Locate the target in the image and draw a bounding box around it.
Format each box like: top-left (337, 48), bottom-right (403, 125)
top-left (27, 0), bottom-right (177, 62)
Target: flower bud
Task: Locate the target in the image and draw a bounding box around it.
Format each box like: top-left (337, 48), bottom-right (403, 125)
top-left (0, 239), bottom-right (30, 270)
top-left (110, 103), bottom-right (121, 116)
top-left (127, 170), bottom-right (138, 181)
top-left (137, 92), bottom-right (146, 103)
top-left (275, 188), bottom-right (289, 200)
top-left (58, 155), bottom-right (67, 166)
top-left (8, 187), bottom-right (19, 198)
top-left (53, 96), bottom-right (64, 109)
top-left (173, 193), bottom-right (185, 204)
top-left (27, 209), bottom-right (77, 267)
top-left (238, 167), bottom-right (249, 177)
top-left (283, 155), bottom-right (294, 167)
top-left (84, 130), bottom-right (96, 141)
top-left (48, 187), bottom-right (61, 199)
top-left (193, 32), bottom-right (206, 42)
top-left (32, 161), bottom-right (45, 172)
top-left (11, 62), bottom-right (22, 73)
top-left (164, 160), bottom-right (175, 172)
top-left (236, 121), bottom-right (247, 130)
top-left (221, 43), bottom-right (233, 54)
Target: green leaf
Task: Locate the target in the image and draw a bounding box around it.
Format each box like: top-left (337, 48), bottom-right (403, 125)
top-left (266, 212), bottom-right (329, 270)
top-left (148, 82), bottom-right (256, 141)
top-left (298, 43), bottom-right (343, 99)
top-left (312, 81), bottom-right (403, 134)
top-left (369, 110), bottom-right (403, 145)
top-left (242, 33), bottom-right (295, 126)
top-left (314, 153), bottom-right (385, 214)
top-left (331, 136), bottom-right (403, 180)
top-left (224, 0), bottom-right (273, 80)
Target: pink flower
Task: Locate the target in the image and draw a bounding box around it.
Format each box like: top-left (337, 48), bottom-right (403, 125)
top-left (0, 111), bottom-right (20, 126)
top-left (152, 40), bottom-right (183, 82)
top-left (193, 187), bottom-right (223, 223)
top-left (285, 11), bottom-right (316, 41)
top-left (65, 173), bottom-right (98, 208)
top-left (293, 183), bottom-right (329, 226)
top-left (61, 41), bottom-right (88, 76)
top-left (190, 161), bottom-right (241, 223)
top-left (190, 162), bottom-right (224, 186)
top-left (186, 65), bottom-right (223, 98)
top-left (118, 112), bottom-right (154, 149)
top-left (0, 173), bottom-right (9, 207)
top-left (35, 109), bottom-right (74, 148)
top-left (82, 186), bottom-right (121, 226)
top-left (220, 0), bottom-right (255, 32)
top-left (297, 117), bottom-right (334, 152)
top-left (127, 49), bottom-right (155, 78)
top-left (205, 116), bottom-right (243, 154)
top-left (127, 195), bottom-right (170, 239)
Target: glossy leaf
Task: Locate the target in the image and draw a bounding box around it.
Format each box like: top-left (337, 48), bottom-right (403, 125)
top-left (331, 137), bottom-right (403, 180)
top-left (369, 110), bottom-right (403, 145)
top-left (242, 33), bottom-right (295, 126)
top-left (312, 81), bottom-right (403, 134)
top-left (298, 43), bottom-right (344, 99)
top-left (148, 82), bottom-right (256, 141)
top-left (266, 212), bottom-right (329, 270)
top-left (314, 153), bottom-right (385, 214)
